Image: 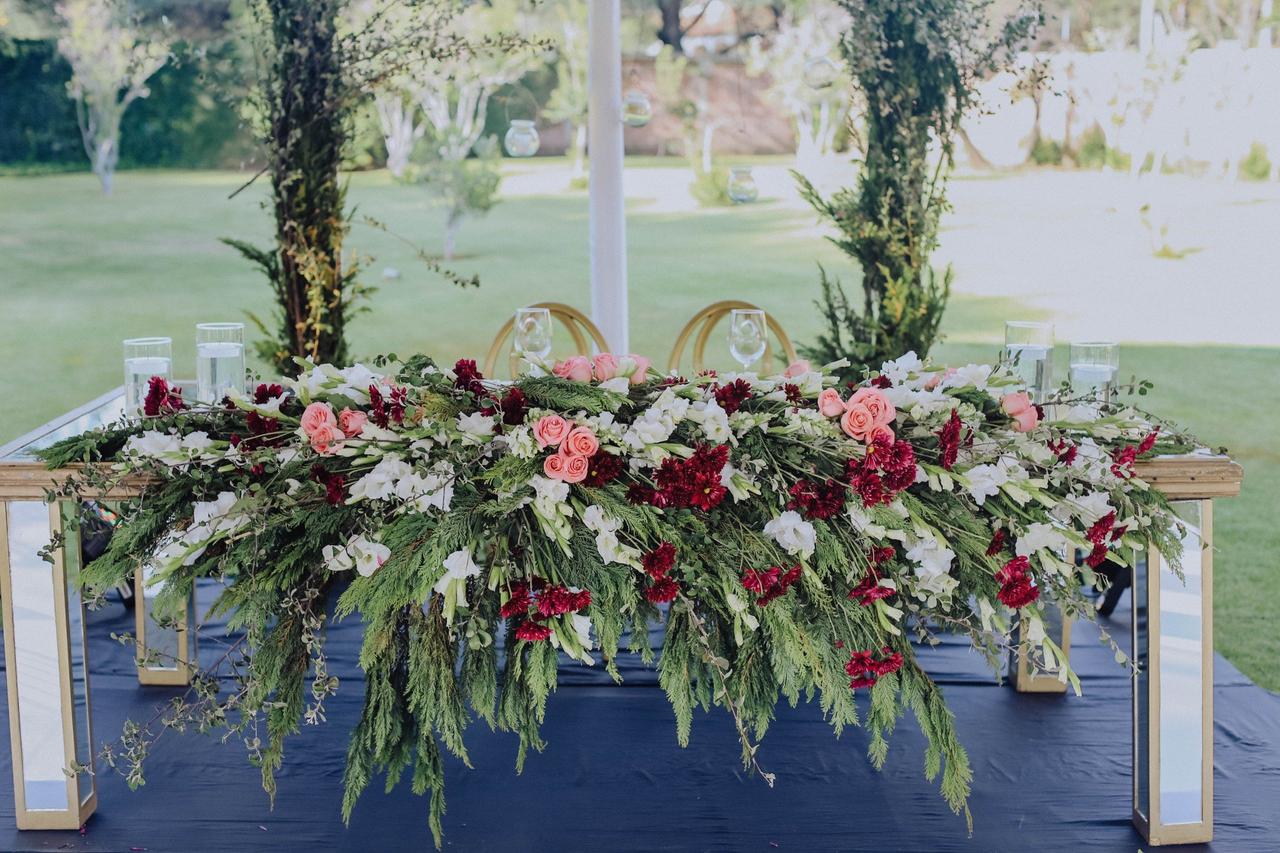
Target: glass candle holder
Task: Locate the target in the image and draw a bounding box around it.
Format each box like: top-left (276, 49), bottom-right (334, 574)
top-left (504, 120), bottom-right (540, 158)
top-left (1069, 341), bottom-right (1119, 403)
top-left (727, 167), bottom-right (759, 204)
top-left (123, 337), bottom-right (172, 415)
top-left (195, 323), bottom-right (245, 404)
top-left (1004, 321), bottom-right (1054, 401)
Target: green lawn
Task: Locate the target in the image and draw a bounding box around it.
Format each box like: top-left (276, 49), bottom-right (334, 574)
top-left (1, 168), bottom-right (1276, 690)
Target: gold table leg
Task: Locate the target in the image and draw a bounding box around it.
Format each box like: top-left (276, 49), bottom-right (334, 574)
top-left (133, 564), bottom-right (195, 687)
top-left (1010, 600), bottom-right (1073, 693)
top-left (1133, 499), bottom-right (1214, 845)
top-left (0, 500), bottom-right (96, 829)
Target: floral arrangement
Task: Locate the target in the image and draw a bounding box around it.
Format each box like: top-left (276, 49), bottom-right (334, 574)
top-left (42, 350), bottom-right (1192, 844)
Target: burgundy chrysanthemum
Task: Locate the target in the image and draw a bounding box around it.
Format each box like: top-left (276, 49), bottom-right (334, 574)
top-left (741, 565), bottom-right (802, 607)
top-left (500, 582), bottom-right (533, 619)
top-left (985, 528), bottom-right (1007, 557)
top-left (713, 378), bottom-right (753, 415)
top-left (453, 359), bottom-right (486, 396)
top-left (646, 577), bottom-right (680, 604)
top-left (142, 376), bottom-right (186, 417)
top-left (936, 409), bottom-right (962, 470)
top-left (637, 443), bottom-right (730, 511)
top-left (515, 621), bottom-right (552, 642)
top-left (870, 375), bottom-right (892, 389)
top-left (846, 434), bottom-right (917, 507)
top-left (845, 646), bottom-right (903, 690)
top-left (783, 383), bottom-right (804, 404)
top-left (584, 452), bottom-right (624, 487)
top-left (310, 465), bottom-right (346, 506)
top-left (787, 478), bottom-right (847, 520)
top-left (995, 555), bottom-right (1040, 608)
top-left (499, 387), bottom-right (528, 426)
top-left (641, 542), bottom-right (677, 579)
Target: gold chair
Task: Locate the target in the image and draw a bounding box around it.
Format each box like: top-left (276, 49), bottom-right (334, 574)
top-left (483, 302), bottom-right (611, 378)
top-left (667, 300), bottom-right (799, 374)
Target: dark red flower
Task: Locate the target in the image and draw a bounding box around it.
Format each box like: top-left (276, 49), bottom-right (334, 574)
top-left (641, 542), bottom-right (676, 579)
top-left (986, 528), bottom-right (1007, 557)
top-left (870, 375), bottom-right (892, 389)
top-left (848, 566), bottom-right (895, 606)
top-left (872, 648), bottom-right (904, 676)
top-left (499, 387), bottom-right (528, 426)
top-left (741, 565), bottom-right (801, 606)
top-left (1111, 444), bottom-right (1138, 478)
top-left (1138, 427), bottom-right (1160, 455)
top-left (646, 577), bottom-right (680, 604)
top-left (995, 556), bottom-right (1040, 608)
top-left (500, 583), bottom-right (532, 619)
top-left (713, 379), bottom-right (752, 415)
top-left (368, 384), bottom-right (389, 428)
top-left (253, 383), bottom-right (285, 404)
top-left (453, 359), bottom-right (486, 396)
top-left (584, 452), bottom-right (624, 487)
top-left (783, 383), bottom-right (804, 404)
top-left (142, 376), bottom-right (186, 416)
top-left (844, 646), bottom-right (901, 690)
top-left (515, 621), bottom-right (552, 642)
top-left (310, 465), bottom-right (346, 506)
top-left (787, 478), bottom-right (847, 520)
top-left (638, 443), bottom-right (731, 512)
top-left (1047, 438), bottom-right (1078, 467)
top-left (1086, 511), bottom-right (1116, 545)
top-left (936, 409), bottom-right (962, 470)
top-left (846, 435), bottom-right (917, 507)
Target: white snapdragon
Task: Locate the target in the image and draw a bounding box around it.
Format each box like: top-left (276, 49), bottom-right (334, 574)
top-left (1062, 490), bottom-right (1114, 524)
top-left (687, 398), bottom-right (732, 443)
top-left (503, 425), bottom-right (538, 460)
top-left (879, 351), bottom-right (922, 386)
top-left (581, 505), bottom-right (639, 566)
top-left (905, 535), bottom-right (955, 579)
top-left (323, 534), bottom-right (390, 577)
top-left (942, 363), bottom-right (992, 392)
top-left (597, 377), bottom-right (631, 394)
top-left (123, 430), bottom-right (183, 460)
top-left (1015, 522), bottom-right (1071, 558)
top-left (395, 467), bottom-right (454, 513)
top-left (180, 431), bottom-right (214, 454)
top-left (964, 462), bottom-right (1008, 505)
top-left (456, 412), bottom-right (496, 443)
top-left (719, 462), bottom-right (759, 502)
top-left (763, 511), bottom-right (817, 559)
top-left (347, 454), bottom-right (412, 502)
top-left (433, 548), bottom-right (483, 613)
top-left (528, 476), bottom-right (573, 545)
top-left (622, 389), bottom-right (688, 449)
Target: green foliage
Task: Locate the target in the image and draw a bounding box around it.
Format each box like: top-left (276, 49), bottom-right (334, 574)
top-left (1075, 125), bottom-right (1108, 169)
top-left (689, 163), bottom-right (731, 208)
top-left (1238, 142), bottom-right (1272, 182)
top-left (1030, 137), bottom-right (1063, 166)
top-left (798, 0), bottom-right (1037, 382)
top-left (419, 135), bottom-right (503, 260)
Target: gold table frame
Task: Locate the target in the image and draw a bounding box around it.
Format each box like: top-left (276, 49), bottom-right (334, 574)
top-left (0, 394), bottom-right (1245, 840)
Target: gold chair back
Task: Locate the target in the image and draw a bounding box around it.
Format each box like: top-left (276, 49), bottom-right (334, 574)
top-left (483, 302), bottom-right (611, 378)
top-left (667, 300), bottom-right (799, 374)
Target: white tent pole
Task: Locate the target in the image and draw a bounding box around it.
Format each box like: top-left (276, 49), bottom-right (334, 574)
top-left (587, 0), bottom-right (629, 354)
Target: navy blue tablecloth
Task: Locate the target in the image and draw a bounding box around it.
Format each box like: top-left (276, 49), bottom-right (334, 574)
top-left (1, 580), bottom-right (1278, 853)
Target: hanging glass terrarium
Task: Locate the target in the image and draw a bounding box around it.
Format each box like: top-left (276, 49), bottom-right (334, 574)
top-left (621, 89), bottom-right (653, 128)
top-left (504, 120), bottom-right (540, 158)
top-left (727, 167), bottom-right (758, 204)
top-left (802, 56), bottom-right (839, 90)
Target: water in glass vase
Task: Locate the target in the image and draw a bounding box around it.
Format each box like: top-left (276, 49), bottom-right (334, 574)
top-left (196, 341), bottom-right (245, 403)
top-left (124, 356), bottom-right (171, 414)
top-left (1070, 362), bottom-right (1117, 401)
top-left (1005, 344), bottom-right (1051, 400)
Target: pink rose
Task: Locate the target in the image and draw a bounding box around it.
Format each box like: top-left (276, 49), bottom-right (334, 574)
top-left (1011, 408), bottom-right (1040, 433)
top-left (300, 402), bottom-right (337, 437)
top-left (561, 449), bottom-right (590, 484)
top-left (867, 424), bottom-right (896, 445)
top-left (337, 408), bottom-right (368, 438)
top-left (544, 451), bottom-right (568, 480)
top-left (817, 389), bottom-right (845, 418)
top-left (592, 353), bottom-right (619, 381)
top-left (309, 422), bottom-right (343, 455)
top-left (553, 356), bottom-right (593, 383)
top-left (628, 354), bottom-right (651, 385)
top-left (841, 403), bottom-right (875, 441)
top-left (1001, 392), bottom-right (1033, 417)
top-left (783, 359), bottom-right (812, 379)
top-left (849, 388), bottom-right (896, 426)
top-left (533, 414), bottom-right (570, 449)
top-left (564, 426), bottom-right (599, 458)
top-left (923, 368), bottom-right (956, 391)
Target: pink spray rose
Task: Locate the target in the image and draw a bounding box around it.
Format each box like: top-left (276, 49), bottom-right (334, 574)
top-left (553, 356), bottom-right (593, 383)
top-left (337, 408), bottom-right (368, 438)
top-left (544, 451), bottom-right (568, 480)
top-left (592, 353), bottom-right (619, 381)
top-left (817, 389), bottom-right (846, 418)
top-left (841, 403), bottom-right (876, 441)
top-left (867, 424), bottom-right (896, 445)
top-left (533, 414), bottom-right (571, 449)
top-left (564, 426), bottom-right (599, 458)
top-left (783, 359), bottom-right (813, 379)
top-left (848, 388), bottom-right (896, 426)
top-left (309, 423), bottom-right (343, 455)
top-left (300, 402), bottom-right (338, 437)
top-left (1001, 392), bottom-right (1039, 433)
top-left (560, 449), bottom-right (590, 484)
top-left (627, 355), bottom-right (652, 385)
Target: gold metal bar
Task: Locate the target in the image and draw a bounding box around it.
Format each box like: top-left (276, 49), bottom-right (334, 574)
top-left (133, 566), bottom-right (195, 687)
top-left (1010, 603), bottom-right (1072, 693)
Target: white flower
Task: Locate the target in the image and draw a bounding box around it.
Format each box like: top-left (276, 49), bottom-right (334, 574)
top-left (581, 505), bottom-right (620, 534)
top-left (905, 536), bottom-right (955, 578)
top-left (942, 363), bottom-right (992, 392)
top-left (688, 399), bottom-right (731, 443)
top-left (124, 430), bottom-right (182, 459)
top-left (347, 454), bottom-right (411, 502)
top-left (570, 612), bottom-right (594, 649)
top-left (456, 412), bottom-right (496, 442)
top-left (530, 475), bottom-right (569, 503)
top-left (598, 376), bottom-right (631, 394)
top-left (192, 491), bottom-right (239, 528)
top-left (180, 431), bottom-right (214, 453)
top-left (593, 529), bottom-right (639, 566)
top-left (396, 469), bottom-right (454, 513)
top-left (719, 462), bottom-right (758, 502)
top-left (879, 351), bottom-right (921, 385)
top-left (348, 535), bottom-right (390, 577)
top-left (963, 463), bottom-right (1008, 505)
top-left (763, 511), bottom-right (817, 559)
top-left (335, 363), bottom-right (383, 401)
top-left (1015, 523), bottom-right (1071, 558)
top-left (322, 543), bottom-right (354, 572)
top-left (1064, 490), bottom-right (1114, 524)
top-left (433, 549), bottom-right (483, 595)
top-left (1065, 403), bottom-right (1102, 423)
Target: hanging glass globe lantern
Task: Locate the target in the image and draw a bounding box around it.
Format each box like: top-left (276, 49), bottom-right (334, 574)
top-left (727, 166), bottom-right (758, 204)
top-left (802, 56), bottom-right (839, 90)
top-left (621, 89), bottom-right (653, 128)
top-left (504, 120), bottom-right (540, 158)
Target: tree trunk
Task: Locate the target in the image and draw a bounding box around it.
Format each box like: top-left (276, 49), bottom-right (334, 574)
top-left (657, 0), bottom-right (684, 52)
top-left (443, 212), bottom-right (461, 261)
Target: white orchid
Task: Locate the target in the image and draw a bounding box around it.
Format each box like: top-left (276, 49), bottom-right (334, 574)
top-left (763, 511), bottom-right (817, 559)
